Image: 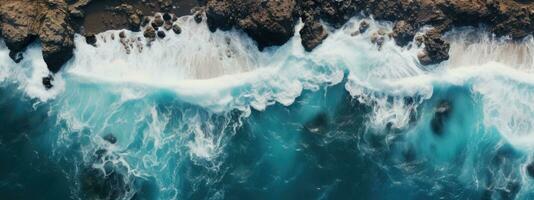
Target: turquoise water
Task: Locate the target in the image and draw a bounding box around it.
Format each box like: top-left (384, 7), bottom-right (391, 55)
top-left (1, 17), bottom-right (534, 199)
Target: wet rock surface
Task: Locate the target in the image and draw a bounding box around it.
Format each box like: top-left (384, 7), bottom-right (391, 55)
top-left (0, 0), bottom-right (532, 74)
top-left (0, 0), bottom-right (74, 73)
top-left (0, 0), bottom-right (198, 74)
top-left (418, 29), bottom-right (451, 65)
top-left (431, 100), bottom-right (452, 136)
top-left (202, 0), bottom-right (533, 63)
top-left (205, 0), bottom-right (298, 50)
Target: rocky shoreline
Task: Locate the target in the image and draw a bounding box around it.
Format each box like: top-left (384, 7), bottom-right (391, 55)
top-left (0, 0), bottom-right (532, 74)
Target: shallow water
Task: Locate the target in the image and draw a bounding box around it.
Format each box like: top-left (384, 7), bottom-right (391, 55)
top-left (1, 16), bottom-right (534, 200)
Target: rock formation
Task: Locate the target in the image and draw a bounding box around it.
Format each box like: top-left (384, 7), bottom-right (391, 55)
top-left (0, 0), bottom-right (532, 73)
top-left (203, 0), bottom-right (533, 64)
top-left (0, 0), bottom-right (75, 73)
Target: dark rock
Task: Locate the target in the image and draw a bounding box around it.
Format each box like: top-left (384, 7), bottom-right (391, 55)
top-left (141, 16), bottom-right (151, 27)
top-left (304, 112), bottom-right (330, 134)
top-left (418, 29), bottom-right (450, 65)
top-left (8, 51), bottom-right (23, 63)
top-left (300, 19), bottom-right (328, 51)
top-left (392, 20), bottom-right (416, 46)
top-left (172, 15), bottom-right (178, 22)
top-left (103, 134), bottom-right (117, 144)
top-left (157, 30), bottom-right (166, 38)
top-left (172, 24), bottom-right (182, 34)
top-left (359, 20), bottom-right (370, 33)
top-left (42, 75), bottom-right (54, 90)
top-left (194, 12), bottom-right (203, 23)
top-left (118, 31), bottom-right (126, 39)
top-left (206, 0), bottom-right (298, 50)
top-left (163, 12), bottom-right (172, 21)
top-left (85, 34), bottom-right (97, 46)
top-left (430, 100), bottom-right (452, 136)
top-left (143, 26), bottom-right (156, 38)
top-left (80, 165), bottom-right (127, 200)
top-left (527, 162), bottom-right (534, 178)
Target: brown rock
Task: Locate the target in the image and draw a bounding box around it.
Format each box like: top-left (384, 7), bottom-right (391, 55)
top-left (143, 26), bottom-right (156, 39)
top-left (392, 20), bottom-right (415, 46)
top-left (206, 0), bottom-right (298, 50)
top-left (300, 19), bottom-right (328, 51)
top-left (418, 29), bottom-right (450, 65)
top-left (153, 14), bottom-right (164, 27)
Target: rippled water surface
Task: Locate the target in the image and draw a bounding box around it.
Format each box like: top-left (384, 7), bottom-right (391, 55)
top-left (1, 16), bottom-right (534, 200)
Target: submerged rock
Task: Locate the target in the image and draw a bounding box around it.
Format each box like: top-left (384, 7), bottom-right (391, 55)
top-left (80, 164), bottom-right (127, 200)
top-left (527, 162), bottom-right (534, 178)
top-left (103, 134), bottom-right (117, 144)
top-left (305, 112), bottom-right (330, 134)
top-left (430, 100), bottom-right (452, 136)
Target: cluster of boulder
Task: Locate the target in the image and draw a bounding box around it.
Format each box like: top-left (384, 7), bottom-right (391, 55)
top-left (0, 0), bottom-right (532, 75)
top-left (141, 12), bottom-right (184, 41)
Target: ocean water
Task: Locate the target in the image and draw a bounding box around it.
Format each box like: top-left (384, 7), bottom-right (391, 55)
top-left (1, 16), bottom-right (534, 200)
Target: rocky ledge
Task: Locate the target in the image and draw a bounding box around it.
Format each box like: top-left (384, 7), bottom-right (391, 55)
top-left (0, 0), bottom-right (532, 74)
top-left (0, 0), bottom-right (197, 73)
top-left (204, 0), bottom-right (532, 65)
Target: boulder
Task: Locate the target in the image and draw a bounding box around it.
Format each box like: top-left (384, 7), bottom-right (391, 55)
top-left (153, 14), bottom-right (164, 27)
top-left (42, 75), bottom-right (54, 90)
top-left (172, 24), bottom-right (182, 34)
top-left (300, 19), bottom-right (328, 51)
top-left (418, 29), bottom-right (450, 65)
top-left (143, 26), bottom-right (156, 39)
top-left (430, 100), bottom-right (452, 135)
top-left (206, 0), bottom-right (298, 50)
top-left (85, 34), bottom-right (97, 46)
top-left (157, 30), bottom-right (166, 38)
top-left (0, 0), bottom-right (74, 73)
top-left (392, 20), bottom-right (416, 46)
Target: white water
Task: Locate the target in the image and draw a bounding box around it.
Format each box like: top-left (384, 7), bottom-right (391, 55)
top-left (1, 15), bottom-right (534, 199)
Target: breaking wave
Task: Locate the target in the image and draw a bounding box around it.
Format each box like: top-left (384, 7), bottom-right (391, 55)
top-left (1, 15), bottom-right (534, 199)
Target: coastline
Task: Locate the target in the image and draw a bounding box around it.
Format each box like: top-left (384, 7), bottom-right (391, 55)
top-left (0, 0), bottom-right (532, 73)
